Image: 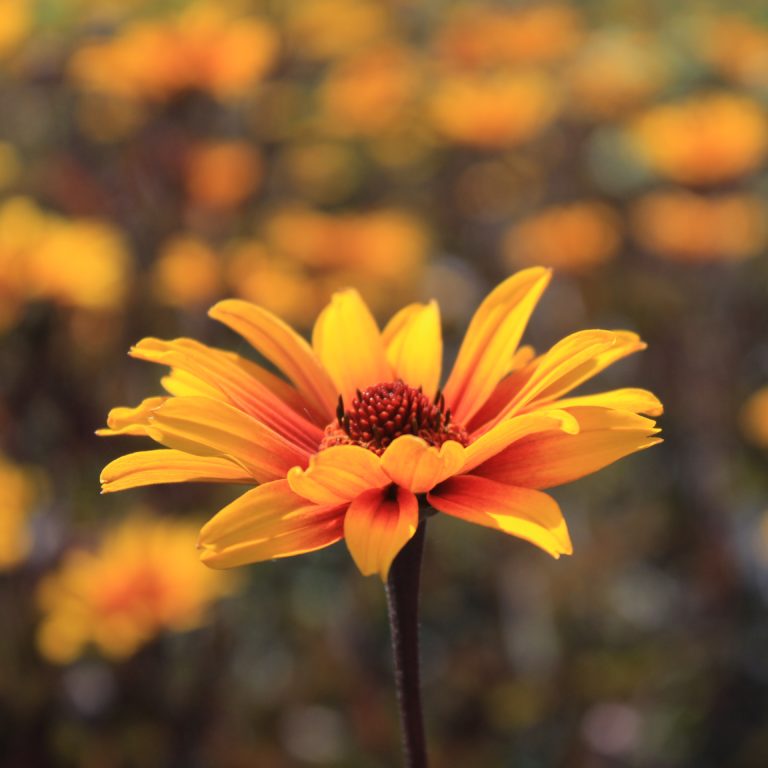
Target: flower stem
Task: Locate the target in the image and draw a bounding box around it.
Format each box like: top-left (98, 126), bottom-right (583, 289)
top-left (386, 520), bottom-right (428, 768)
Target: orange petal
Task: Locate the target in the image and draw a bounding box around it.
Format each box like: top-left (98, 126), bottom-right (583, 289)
top-left (344, 485), bottom-right (418, 579)
top-left (131, 337), bottom-right (322, 452)
top-left (546, 387), bottom-right (663, 417)
top-left (100, 449), bottom-right (252, 493)
top-left (96, 397), bottom-right (168, 437)
top-left (382, 301), bottom-right (442, 399)
top-left (380, 435), bottom-right (465, 493)
top-left (428, 475), bottom-right (572, 557)
top-left (474, 406), bottom-right (661, 489)
top-left (442, 267), bottom-right (551, 425)
top-left (209, 299), bottom-right (338, 422)
top-left (199, 479), bottom-right (345, 568)
top-left (462, 410), bottom-right (579, 474)
top-left (287, 445), bottom-right (390, 505)
top-left (312, 289), bottom-right (390, 405)
top-left (148, 396), bottom-right (310, 482)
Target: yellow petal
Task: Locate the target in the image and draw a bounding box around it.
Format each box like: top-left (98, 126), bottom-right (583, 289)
top-left (312, 289), bottom-right (390, 404)
top-left (344, 485), bottom-right (418, 580)
top-left (547, 387), bottom-right (663, 417)
top-left (148, 396), bottom-right (310, 482)
top-left (96, 397), bottom-right (168, 437)
top-left (442, 267), bottom-right (551, 425)
top-left (100, 449), bottom-right (252, 493)
top-left (428, 475), bottom-right (572, 558)
top-left (209, 299), bottom-right (338, 422)
top-left (380, 436), bottom-right (465, 493)
top-left (160, 368), bottom-right (222, 399)
top-left (199, 480), bottom-right (345, 568)
top-left (474, 406), bottom-right (661, 489)
top-left (382, 301), bottom-right (442, 399)
top-left (462, 410), bottom-right (579, 474)
top-left (287, 445), bottom-right (390, 505)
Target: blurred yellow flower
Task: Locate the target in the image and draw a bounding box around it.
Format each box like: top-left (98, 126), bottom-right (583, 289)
top-left (320, 45), bottom-right (421, 136)
top-left (742, 388), bottom-right (768, 448)
top-left (285, 0), bottom-right (391, 60)
top-left (0, 0), bottom-right (31, 58)
top-left (36, 513), bottom-right (236, 664)
top-left (567, 31), bottom-right (667, 119)
top-left (152, 235), bottom-right (224, 309)
top-left (184, 140), bottom-right (262, 210)
top-left (0, 454), bottom-right (39, 570)
top-left (503, 201), bottom-right (621, 274)
top-left (435, 3), bottom-right (583, 69)
top-left (430, 72), bottom-right (559, 148)
top-left (631, 191), bottom-right (767, 263)
top-left (628, 93), bottom-right (768, 186)
top-left (69, 2), bottom-right (278, 101)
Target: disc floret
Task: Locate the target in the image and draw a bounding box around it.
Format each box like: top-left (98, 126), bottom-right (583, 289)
top-left (320, 380), bottom-right (469, 456)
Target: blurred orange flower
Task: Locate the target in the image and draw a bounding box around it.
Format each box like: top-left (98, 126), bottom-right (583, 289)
top-left (631, 191), bottom-right (767, 262)
top-left (0, 454), bottom-right (40, 571)
top-left (184, 140), bottom-right (262, 210)
top-left (430, 72), bottom-right (560, 148)
top-left (152, 235), bottom-right (224, 309)
top-left (741, 387), bottom-right (768, 448)
top-left (699, 15), bottom-right (768, 88)
top-left (36, 513), bottom-right (236, 663)
top-left (435, 3), bottom-right (583, 69)
top-left (503, 201), bottom-right (621, 273)
top-left (628, 93), bottom-right (768, 186)
top-left (100, 268), bottom-right (661, 579)
top-left (69, 2), bottom-right (278, 101)
top-left (0, 0), bottom-right (31, 58)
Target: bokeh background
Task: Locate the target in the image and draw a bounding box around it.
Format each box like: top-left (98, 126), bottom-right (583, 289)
top-left (2, 0), bottom-right (768, 765)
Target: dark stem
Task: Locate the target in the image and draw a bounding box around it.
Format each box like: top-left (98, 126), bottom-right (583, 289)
top-left (386, 520), bottom-right (428, 768)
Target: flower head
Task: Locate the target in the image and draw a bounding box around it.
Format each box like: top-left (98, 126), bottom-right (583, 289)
top-left (100, 268), bottom-right (662, 580)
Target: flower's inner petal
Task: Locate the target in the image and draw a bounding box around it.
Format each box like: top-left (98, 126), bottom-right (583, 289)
top-left (96, 397), bottom-right (169, 437)
top-left (472, 406), bottom-right (661, 489)
top-left (344, 485), bottom-right (418, 580)
top-left (382, 301), bottom-right (442, 399)
top-left (287, 445), bottom-right (390, 505)
top-left (312, 289), bottom-right (391, 406)
top-left (198, 480), bottom-right (345, 569)
top-left (100, 449), bottom-right (252, 493)
top-left (147, 396), bottom-right (310, 483)
top-left (380, 435), bottom-right (465, 493)
top-left (428, 475), bottom-right (572, 558)
top-left (442, 267), bottom-right (551, 426)
top-left (209, 299), bottom-right (338, 423)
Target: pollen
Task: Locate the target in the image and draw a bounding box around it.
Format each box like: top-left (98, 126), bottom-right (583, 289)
top-left (320, 380), bottom-right (469, 455)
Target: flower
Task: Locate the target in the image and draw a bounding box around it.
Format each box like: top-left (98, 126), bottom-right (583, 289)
top-left (36, 513), bottom-right (236, 664)
top-left (0, 453), bottom-right (40, 570)
top-left (100, 268), bottom-right (662, 580)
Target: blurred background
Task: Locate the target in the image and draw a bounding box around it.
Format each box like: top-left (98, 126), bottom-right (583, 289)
top-left (1, 0), bottom-right (768, 765)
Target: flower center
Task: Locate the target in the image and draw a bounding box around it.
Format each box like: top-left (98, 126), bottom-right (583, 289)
top-left (320, 380), bottom-right (469, 456)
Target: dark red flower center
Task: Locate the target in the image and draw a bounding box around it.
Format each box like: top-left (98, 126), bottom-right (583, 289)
top-left (320, 380), bottom-right (469, 456)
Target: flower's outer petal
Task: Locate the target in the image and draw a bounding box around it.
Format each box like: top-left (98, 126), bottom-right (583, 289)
top-left (160, 368), bottom-right (225, 399)
top-left (148, 396), bottom-right (310, 482)
top-left (380, 436), bottom-right (465, 493)
top-left (312, 289), bottom-right (391, 405)
top-left (198, 480), bottom-right (345, 568)
top-left (442, 267), bottom-right (551, 425)
top-left (131, 337), bottom-right (322, 452)
top-left (428, 475), bottom-right (572, 558)
top-left (209, 299), bottom-right (338, 422)
top-left (382, 301), bottom-right (442, 399)
top-left (473, 407), bottom-right (661, 489)
top-left (287, 445), bottom-right (390, 505)
top-left (547, 388), bottom-right (663, 417)
top-left (96, 397), bottom-right (168, 437)
top-left (101, 449), bottom-right (252, 493)
top-left (462, 410), bottom-right (579, 474)
top-left (344, 485), bottom-right (418, 580)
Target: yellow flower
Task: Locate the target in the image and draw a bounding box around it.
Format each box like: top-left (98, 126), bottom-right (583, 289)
top-left (0, 454), bottom-right (40, 570)
top-left (36, 513), bottom-right (236, 664)
top-left (100, 268), bottom-right (662, 580)
top-left (151, 235), bottom-right (224, 309)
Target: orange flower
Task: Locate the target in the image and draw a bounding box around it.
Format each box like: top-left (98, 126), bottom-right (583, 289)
top-left (100, 268), bottom-right (662, 579)
top-left (627, 93), bottom-right (768, 186)
top-left (741, 387), bottom-right (768, 448)
top-left (36, 513), bottom-right (236, 663)
top-left (631, 191), bottom-right (767, 263)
